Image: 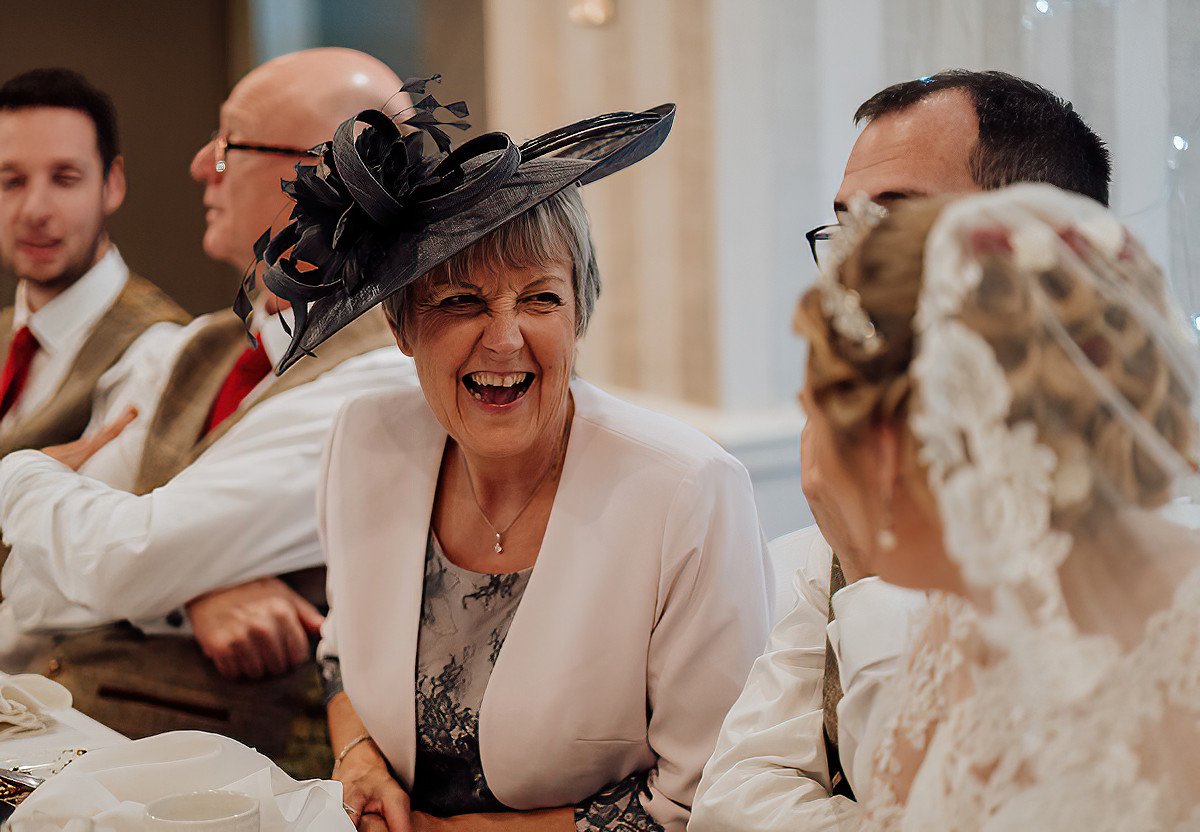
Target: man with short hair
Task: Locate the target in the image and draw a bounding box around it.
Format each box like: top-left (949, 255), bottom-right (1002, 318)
top-left (0, 68), bottom-right (188, 457)
top-left (0, 48), bottom-right (417, 777)
top-left (691, 69), bottom-right (1112, 830)
top-left (841, 69), bottom-right (1110, 210)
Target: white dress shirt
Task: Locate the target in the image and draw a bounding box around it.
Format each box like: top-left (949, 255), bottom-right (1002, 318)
top-left (78, 306), bottom-right (305, 492)
top-left (0, 311), bottom-right (417, 640)
top-left (690, 526), bottom-right (928, 831)
top-left (2, 246), bottom-right (178, 430)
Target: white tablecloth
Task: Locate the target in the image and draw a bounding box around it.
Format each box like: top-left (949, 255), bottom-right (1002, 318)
top-left (1, 706), bottom-right (128, 771)
top-left (7, 731), bottom-right (352, 831)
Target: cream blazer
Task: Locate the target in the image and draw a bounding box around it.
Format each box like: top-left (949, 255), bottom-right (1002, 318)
top-left (317, 380), bottom-right (772, 830)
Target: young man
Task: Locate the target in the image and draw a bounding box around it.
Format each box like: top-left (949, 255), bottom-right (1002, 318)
top-left (0, 68), bottom-right (188, 456)
top-left (691, 69), bottom-right (1112, 831)
top-left (0, 49), bottom-right (418, 777)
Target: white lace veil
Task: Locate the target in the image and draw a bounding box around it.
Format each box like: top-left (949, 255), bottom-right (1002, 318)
top-left (834, 184), bottom-right (1200, 829)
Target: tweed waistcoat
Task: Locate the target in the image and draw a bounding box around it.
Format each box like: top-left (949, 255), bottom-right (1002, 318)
top-left (0, 273), bottom-right (189, 456)
top-left (823, 553), bottom-right (854, 798)
top-left (133, 306), bottom-right (394, 494)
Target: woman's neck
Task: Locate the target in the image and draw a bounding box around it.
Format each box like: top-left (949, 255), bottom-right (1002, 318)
top-left (454, 398), bottom-right (574, 510)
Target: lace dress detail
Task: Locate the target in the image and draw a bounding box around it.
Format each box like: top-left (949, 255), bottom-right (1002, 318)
top-left (575, 773), bottom-right (664, 832)
top-left (411, 532), bottom-right (531, 816)
top-left (411, 532), bottom-right (663, 830)
top-left (864, 571), bottom-right (1200, 830)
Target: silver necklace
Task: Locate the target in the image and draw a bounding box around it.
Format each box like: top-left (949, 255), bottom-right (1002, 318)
top-left (460, 424), bottom-right (569, 554)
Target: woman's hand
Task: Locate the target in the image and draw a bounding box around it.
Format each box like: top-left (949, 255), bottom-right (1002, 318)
top-left (408, 809), bottom-right (575, 831)
top-left (337, 738), bottom-right (413, 831)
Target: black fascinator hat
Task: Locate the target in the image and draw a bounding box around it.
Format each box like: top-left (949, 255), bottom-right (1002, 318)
top-left (235, 75), bottom-right (675, 374)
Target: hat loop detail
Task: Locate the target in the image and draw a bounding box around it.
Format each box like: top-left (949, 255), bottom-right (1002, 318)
top-left (233, 74), bottom-right (674, 374)
top-left (410, 133), bottom-right (521, 223)
top-left (331, 110), bottom-right (408, 227)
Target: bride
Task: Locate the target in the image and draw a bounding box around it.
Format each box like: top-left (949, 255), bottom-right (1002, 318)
top-left (795, 183), bottom-right (1200, 829)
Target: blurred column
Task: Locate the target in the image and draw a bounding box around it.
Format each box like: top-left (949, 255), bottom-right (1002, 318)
top-left (249, 0), bottom-right (319, 63)
top-left (1166, 0), bottom-right (1200, 320)
top-left (483, 0), bottom-right (830, 536)
top-left (711, 0), bottom-right (776, 412)
top-left (814, 0), bottom-right (887, 216)
top-left (1113, 0), bottom-right (1170, 268)
top-left (1019, 0), bottom-right (1074, 99)
top-left (484, 0), bottom-right (718, 406)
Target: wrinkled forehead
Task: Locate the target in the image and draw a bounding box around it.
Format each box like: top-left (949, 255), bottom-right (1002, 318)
top-left (836, 90), bottom-right (980, 213)
top-left (220, 82), bottom-right (260, 135)
top-left (220, 71), bottom-right (325, 147)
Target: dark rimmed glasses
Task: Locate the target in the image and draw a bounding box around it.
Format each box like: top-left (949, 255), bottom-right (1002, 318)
top-left (212, 132), bottom-right (311, 174)
top-left (805, 223), bottom-right (840, 267)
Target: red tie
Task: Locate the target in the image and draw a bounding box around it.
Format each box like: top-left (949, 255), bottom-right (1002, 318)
top-left (204, 341), bottom-right (272, 434)
top-left (0, 326), bottom-right (40, 420)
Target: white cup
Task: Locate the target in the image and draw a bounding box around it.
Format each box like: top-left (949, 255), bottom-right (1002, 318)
top-left (144, 790), bottom-right (260, 831)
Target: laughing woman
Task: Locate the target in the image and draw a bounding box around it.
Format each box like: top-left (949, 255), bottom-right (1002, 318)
top-left (245, 91), bottom-right (771, 831)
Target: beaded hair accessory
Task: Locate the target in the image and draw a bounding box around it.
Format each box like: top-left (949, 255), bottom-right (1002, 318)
top-left (817, 192), bottom-right (888, 356)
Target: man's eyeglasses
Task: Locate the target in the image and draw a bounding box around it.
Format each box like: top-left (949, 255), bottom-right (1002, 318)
top-left (212, 132), bottom-right (311, 174)
top-left (805, 223), bottom-right (840, 267)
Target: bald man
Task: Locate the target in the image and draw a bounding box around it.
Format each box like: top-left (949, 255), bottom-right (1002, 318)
top-left (0, 48), bottom-right (418, 777)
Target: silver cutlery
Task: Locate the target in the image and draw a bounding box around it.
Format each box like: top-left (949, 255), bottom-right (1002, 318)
top-left (0, 768), bottom-right (42, 789)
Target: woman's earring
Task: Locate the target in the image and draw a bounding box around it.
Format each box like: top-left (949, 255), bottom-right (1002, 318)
top-left (877, 495), bottom-right (897, 552)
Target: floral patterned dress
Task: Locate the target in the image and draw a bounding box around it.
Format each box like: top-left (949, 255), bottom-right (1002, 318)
top-left (321, 531), bottom-right (663, 831)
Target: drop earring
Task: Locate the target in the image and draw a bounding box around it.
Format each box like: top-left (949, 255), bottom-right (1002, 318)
top-left (877, 494), bottom-right (897, 552)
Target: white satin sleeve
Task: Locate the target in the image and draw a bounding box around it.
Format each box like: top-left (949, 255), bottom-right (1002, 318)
top-left (829, 577), bottom-right (928, 802)
top-left (691, 527), bottom-right (860, 832)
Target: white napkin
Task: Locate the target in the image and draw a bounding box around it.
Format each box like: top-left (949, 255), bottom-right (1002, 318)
top-left (8, 731), bottom-right (354, 832)
top-left (0, 673), bottom-right (72, 738)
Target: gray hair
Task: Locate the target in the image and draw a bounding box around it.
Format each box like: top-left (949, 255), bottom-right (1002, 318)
top-left (383, 186), bottom-right (600, 342)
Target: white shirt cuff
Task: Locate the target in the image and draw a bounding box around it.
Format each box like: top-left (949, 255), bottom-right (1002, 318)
top-left (828, 576), bottom-right (927, 688)
top-left (0, 450), bottom-right (70, 515)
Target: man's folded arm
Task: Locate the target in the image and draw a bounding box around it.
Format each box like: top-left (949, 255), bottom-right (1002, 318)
top-left (691, 528), bottom-right (859, 831)
top-left (0, 389), bottom-right (343, 630)
top-left (829, 576), bottom-right (929, 799)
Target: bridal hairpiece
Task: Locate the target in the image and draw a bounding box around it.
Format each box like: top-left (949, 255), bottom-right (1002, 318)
top-left (818, 192), bottom-right (888, 356)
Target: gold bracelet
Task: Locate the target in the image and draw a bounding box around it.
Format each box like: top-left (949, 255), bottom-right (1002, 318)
top-left (333, 733), bottom-right (374, 774)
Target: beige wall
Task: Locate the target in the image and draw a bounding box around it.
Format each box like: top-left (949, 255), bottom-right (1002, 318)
top-left (484, 0), bottom-right (719, 406)
top-left (0, 1), bottom-right (237, 315)
top-left (424, 0), bottom-right (489, 138)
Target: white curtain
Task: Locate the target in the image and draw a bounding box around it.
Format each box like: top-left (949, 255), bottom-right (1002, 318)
top-left (873, 0), bottom-right (1198, 320)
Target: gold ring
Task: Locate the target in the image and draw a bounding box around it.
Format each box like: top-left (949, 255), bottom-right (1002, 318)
top-left (343, 803), bottom-right (359, 817)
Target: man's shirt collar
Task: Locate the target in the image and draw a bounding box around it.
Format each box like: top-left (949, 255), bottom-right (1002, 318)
top-left (14, 246), bottom-right (129, 357)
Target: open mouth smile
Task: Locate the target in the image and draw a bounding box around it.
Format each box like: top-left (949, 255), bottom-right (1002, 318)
top-left (462, 371), bottom-right (535, 406)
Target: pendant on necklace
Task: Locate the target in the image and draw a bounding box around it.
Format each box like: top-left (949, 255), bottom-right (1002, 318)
top-left (494, 532), bottom-right (503, 555)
